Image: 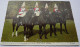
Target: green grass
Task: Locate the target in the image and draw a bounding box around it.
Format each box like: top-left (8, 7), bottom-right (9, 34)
top-left (1, 19), bottom-right (78, 42)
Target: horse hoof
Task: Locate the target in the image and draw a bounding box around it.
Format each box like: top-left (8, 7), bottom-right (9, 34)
top-left (24, 38), bottom-right (26, 42)
top-left (30, 34), bottom-right (33, 36)
top-left (66, 32), bottom-right (69, 34)
top-left (12, 32), bottom-right (14, 37)
top-left (60, 33), bottom-right (62, 34)
top-left (16, 35), bottom-right (17, 37)
top-left (50, 35), bottom-right (52, 37)
top-left (55, 34), bottom-right (57, 36)
top-left (24, 38), bottom-right (28, 41)
top-left (15, 31), bottom-right (18, 37)
top-left (40, 37), bottom-right (42, 39)
top-left (24, 39), bottom-right (26, 42)
top-left (26, 38), bottom-right (28, 41)
top-left (45, 37), bottom-right (48, 39)
top-left (24, 35), bottom-right (28, 41)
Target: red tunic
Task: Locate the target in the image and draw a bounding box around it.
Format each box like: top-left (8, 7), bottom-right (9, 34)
top-left (53, 9), bottom-right (55, 12)
top-left (53, 9), bottom-right (60, 12)
top-left (53, 9), bottom-right (61, 16)
top-left (18, 8), bottom-right (22, 15)
top-left (34, 8), bottom-right (40, 11)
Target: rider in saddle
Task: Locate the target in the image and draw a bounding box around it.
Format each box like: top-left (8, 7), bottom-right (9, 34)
top-left (45, 3), bottom-right (49, 15)
top-left (53, 4), bottom-right (61, 14)
top-left (53, 4), bottom-right (61, 17)
top-left (44, 3), bottom-right (50, 23)
top-left (34, 2), bottom-right (40, 17)
top-left (32, 2), bottom-right (40, 24)
top-left (53, 4), bottom-right (62, 22)
top-left (17, 2), bottom-right (27, 25)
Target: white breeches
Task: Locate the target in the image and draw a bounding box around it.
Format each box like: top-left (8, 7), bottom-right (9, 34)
top-left (34, 11), bottom-right (40, 16)
top-left (17, 12), bottom-right (27, 18)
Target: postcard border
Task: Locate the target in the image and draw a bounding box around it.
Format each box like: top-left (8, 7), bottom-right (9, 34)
top-left (1, 42), bottom-right (79, 45)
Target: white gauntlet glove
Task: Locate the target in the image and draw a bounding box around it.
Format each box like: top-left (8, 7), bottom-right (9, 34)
top-left (17, 16), bottom-right (19, 18)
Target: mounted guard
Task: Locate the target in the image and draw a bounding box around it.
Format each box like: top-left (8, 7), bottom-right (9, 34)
top-left (34, 2), bottom-right (40, 16)
top-left (44, 3), bottom-right (50, 23)
top-left (30, 2), bottom-right (41, 25)
top-left (53, 4), bottom-right (61, 13)
top-left (12, 2), bottom-right (27, 38)
top-left (17, 2), bottom-right (27, 18)
top-left (17, 2), bottom-right (27, 25)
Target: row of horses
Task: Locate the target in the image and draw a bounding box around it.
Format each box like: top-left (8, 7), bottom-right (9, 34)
top-left (12, 8), bottom-right (69, 41)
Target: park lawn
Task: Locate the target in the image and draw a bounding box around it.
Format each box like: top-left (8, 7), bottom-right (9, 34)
top-left (1, 19), bottom-right (78, 42)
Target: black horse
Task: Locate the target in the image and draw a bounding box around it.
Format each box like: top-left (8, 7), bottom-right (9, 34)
top-left (12, 9), bottom-right (34, 41)
top-left (49, 9), bottom-right (69, 37)
top-left (12, 8), bottom-right (69, 41)
top-left (28, 8), bottom-right (48, 39)
top-left (41, 8), bottom-right (57, 37)
top-left (12, 8), bottom-right (48, 41)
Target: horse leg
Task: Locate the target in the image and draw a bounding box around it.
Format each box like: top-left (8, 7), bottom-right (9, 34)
top-left (64, 23), bottom-right (69, 34)
top-left (39, 25), bottom-right (42, 39)
top-left (15, 24), bottom-right (20, 37)
top-left (43, 25), bottom-right (47, 39)
top-left (24, 24), bottom-right (28, 41)
top-left (50, 24), bottom-right (53, 36)
top-left (12, 23), bottom-right (16, 37)
top-left (53, 24), bottom-right (57, 36)
top-left (60, 23), bottom-right (62, 34)
top-left (27, 27), bottom-right (28, 31)
top-left (29, 26), bottom-right (33, 36)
